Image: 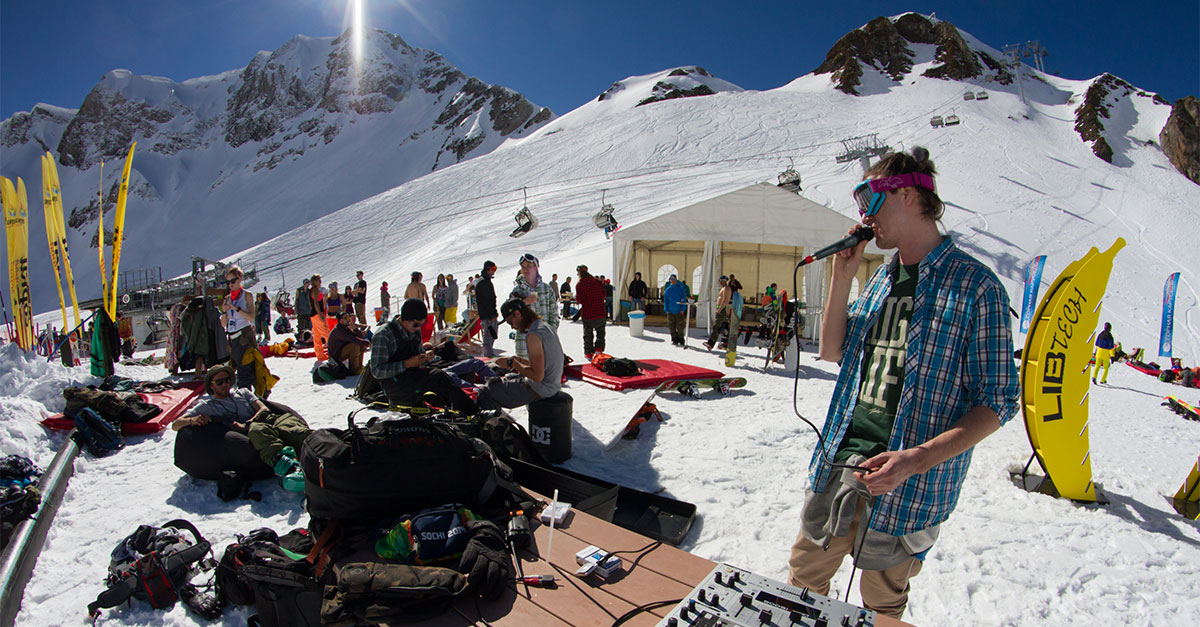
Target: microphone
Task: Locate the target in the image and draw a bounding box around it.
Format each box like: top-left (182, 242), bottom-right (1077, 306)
top-left (797, 226), bottom-right (874, 268)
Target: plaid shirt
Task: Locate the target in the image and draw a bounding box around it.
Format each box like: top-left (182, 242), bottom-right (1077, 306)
top-left (809, 237), bottom-right (1019, 535)
top-left (512, 275), bottom-right (559, 357)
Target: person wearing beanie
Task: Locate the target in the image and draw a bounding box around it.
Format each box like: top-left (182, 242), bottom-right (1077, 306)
top-left (475, 261), bottom-right (499, 357)
top-left (327, 311), bottom-right (371, 375)
top-left (369, 298), bottom-right (479, 413)
top-left (172, 363), bottom-right (312, 492)
top-left (477, 299), bottom-right (564, 410)
top-left (1092, 321), bottom-right (1116, 384)
top-left (510, 253), bottom-right (559, 359)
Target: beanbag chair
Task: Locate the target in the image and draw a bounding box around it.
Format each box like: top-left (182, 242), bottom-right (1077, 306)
top-left (174, 423), bottom-right (273, 481)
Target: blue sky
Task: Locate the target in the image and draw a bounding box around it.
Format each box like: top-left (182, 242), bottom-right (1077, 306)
top-left (1, 0), bottom-right (1196, 120)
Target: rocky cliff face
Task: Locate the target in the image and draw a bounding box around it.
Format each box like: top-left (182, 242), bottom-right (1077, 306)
top-left (1160, 96), bottom-right (1200, 185)
top-left (813, 13), bottom-right (1002, 95)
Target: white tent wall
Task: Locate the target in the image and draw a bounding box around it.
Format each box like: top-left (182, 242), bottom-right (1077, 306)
top-left (611, 183), bottom-right (885, 335)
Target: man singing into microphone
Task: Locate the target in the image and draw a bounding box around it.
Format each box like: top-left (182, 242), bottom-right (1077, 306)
top-left (787, 147), bottom-right (1019, 619)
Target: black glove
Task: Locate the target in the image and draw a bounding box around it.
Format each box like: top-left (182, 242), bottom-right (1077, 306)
top-left (457, 520), bottom-right (511, 599)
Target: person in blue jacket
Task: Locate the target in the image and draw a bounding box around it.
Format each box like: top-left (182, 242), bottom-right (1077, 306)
top-left (662, 274), bottom-right (690, 346)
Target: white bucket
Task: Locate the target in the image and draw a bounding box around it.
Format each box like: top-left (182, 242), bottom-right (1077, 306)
top-left (628, 310), bottom-right (646, 338)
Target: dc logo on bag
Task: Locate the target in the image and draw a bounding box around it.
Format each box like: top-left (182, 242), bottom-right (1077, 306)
top-left (531, 425), bottom-right (552, 445)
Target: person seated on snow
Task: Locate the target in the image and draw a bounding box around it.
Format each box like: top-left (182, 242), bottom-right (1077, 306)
top-left (171, 364), bottom-right (311, 490)
top-left (326, 310), bottom-right (371, 375)
top-left (476, 299), bottom-right (564, 410)
top-left (370, 298), bottom-right (479, 414)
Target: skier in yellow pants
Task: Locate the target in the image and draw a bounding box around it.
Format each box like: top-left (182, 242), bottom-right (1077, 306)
top-left (1092, 322), bottom-right (1115, 384)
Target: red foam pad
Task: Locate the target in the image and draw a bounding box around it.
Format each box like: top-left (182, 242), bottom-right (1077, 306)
top-left (577, 359), bottom-right (724, 391)
top-left (41, 381), bottom-right (205, 435)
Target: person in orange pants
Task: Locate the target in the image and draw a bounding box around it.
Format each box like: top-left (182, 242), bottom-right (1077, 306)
top-left (309, 274), bottom-right (330, 360)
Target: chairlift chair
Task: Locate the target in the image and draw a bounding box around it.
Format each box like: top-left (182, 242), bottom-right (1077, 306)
top-left (509, 187), bottom-right (538, 238)
top-left (944, 114), bottom-right (961, 126)
top-left (930, 115), bottom-right (945, 128)
top-left (976, 91), bottom-right (989, 100)
top-left (963, 91), bottom-right (976, 101)
top-left (776, 157), bottom-right (802, 193)
top-left (593, 189), bottom-right (619, 239)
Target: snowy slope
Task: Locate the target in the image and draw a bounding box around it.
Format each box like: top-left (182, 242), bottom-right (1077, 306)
top-left (3, 13), bottom-right (1199, 627)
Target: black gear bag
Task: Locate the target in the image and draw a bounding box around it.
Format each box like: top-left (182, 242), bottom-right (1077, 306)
top-left (299, 410), bottom-right (529, 522)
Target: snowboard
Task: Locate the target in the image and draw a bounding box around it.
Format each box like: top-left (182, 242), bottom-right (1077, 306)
top-left (604, 382), bottom-right (669, 450)
top-left (1163, 396), bottom-right (1200, 422)
top-left (662, 377), bottom-right (747, 398)
top-left (605, 377), bottom-right (750, 449)
top-left (725, 292), bottom-right (742, 367)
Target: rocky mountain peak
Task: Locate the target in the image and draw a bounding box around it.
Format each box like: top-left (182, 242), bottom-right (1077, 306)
top-left (813, 13), bottom-right (1008, 95)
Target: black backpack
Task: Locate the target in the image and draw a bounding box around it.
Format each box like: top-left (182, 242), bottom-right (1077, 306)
top-left (299, 410), bottom-right (530, 522)
top-left (216, 527), bottom-right (331, 627)
top-left (87, 519), bottom-right (215, 619)
top-left (600, 357), bottom-right (642, 377)
top-left (1, 485), bottom-right (41, 550)
top-left (0, 454), bottom-right (39, 487)
top-left (72, 407), bottom-right (125, 457)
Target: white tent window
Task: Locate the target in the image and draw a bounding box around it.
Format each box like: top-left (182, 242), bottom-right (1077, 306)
top-left (691, 266), bottom-right (703, 294)
top-left (657, 264), bottom-right (679, 288)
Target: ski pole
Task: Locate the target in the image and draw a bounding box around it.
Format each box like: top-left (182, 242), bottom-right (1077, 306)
top-left (0, 284), bottom-right (12, 343)
top-left (48, 309), bottom-right (96, 362)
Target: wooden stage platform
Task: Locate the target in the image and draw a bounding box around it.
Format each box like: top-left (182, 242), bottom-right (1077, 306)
top-left (426, 496), bottom-right (914, 626)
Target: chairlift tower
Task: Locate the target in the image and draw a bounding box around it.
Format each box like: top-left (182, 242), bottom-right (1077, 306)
top-left (834, 134), bottom-right (892, 174)
top-left (1002, 41), bottom-right (1048, 106)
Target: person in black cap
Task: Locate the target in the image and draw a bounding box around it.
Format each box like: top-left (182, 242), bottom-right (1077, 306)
top-left (369, 298), bottom-right (479, 413)
top-left (477, 299), bottom-right (565, 410)
top-left (476, 261), bottom-right (499, 357)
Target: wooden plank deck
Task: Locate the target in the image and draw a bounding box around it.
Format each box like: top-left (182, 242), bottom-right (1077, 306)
top-left (429, 494), bottom-right (915, 626)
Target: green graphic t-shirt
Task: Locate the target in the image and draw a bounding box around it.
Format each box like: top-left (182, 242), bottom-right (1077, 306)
top-left (835, 263), bottom-right (918, 462)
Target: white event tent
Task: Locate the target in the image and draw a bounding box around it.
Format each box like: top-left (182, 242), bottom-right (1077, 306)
top-left (611, 183), bottom-right (886, 338)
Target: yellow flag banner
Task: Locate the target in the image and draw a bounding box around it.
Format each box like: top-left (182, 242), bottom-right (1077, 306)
top-left (107, 143), bottom-right (136, 319)
top-left (2, 176), bottom-right (36, 350)
top-left (41, 154), bottom-right (68, 329)
top-left (45, 152), bottom-right (81, 328)
top-left (98, 160), bottom-right (108, 317)
top-left (1020, 238), bottom-right (1125, 501)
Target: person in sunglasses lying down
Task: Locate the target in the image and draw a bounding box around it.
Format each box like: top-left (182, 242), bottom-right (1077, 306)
top-left (786, 147), bottom-right (1020, 619)
top-left (172, 364), bottom-right (312, 490)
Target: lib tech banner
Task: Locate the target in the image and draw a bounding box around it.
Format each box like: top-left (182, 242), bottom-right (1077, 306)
top-left (1160, 272), bottom-right (1180, 357)
top-left (1020, 238), bottom-right (1124, 502)
top-left (1020, 255), bottom-right (1047, 334)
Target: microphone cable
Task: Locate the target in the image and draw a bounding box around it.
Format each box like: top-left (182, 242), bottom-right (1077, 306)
top-left (790, 252), bottom-right (872, 475)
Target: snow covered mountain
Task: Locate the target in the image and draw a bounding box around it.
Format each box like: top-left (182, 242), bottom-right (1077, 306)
top-left (2, 12), bottom-right (1196, 353)
top-left (1, 28), bottom-right (552, 308)
top-left (222, 13), bottom-right (1195, 360)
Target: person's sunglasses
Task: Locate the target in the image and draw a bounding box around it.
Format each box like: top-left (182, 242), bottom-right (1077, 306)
top-left (852, 172), bottom-right (936, 217)
top-left (211, 376), bottom-right (232, 385)
top-left (226, 275), bottom-right (240, 282)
